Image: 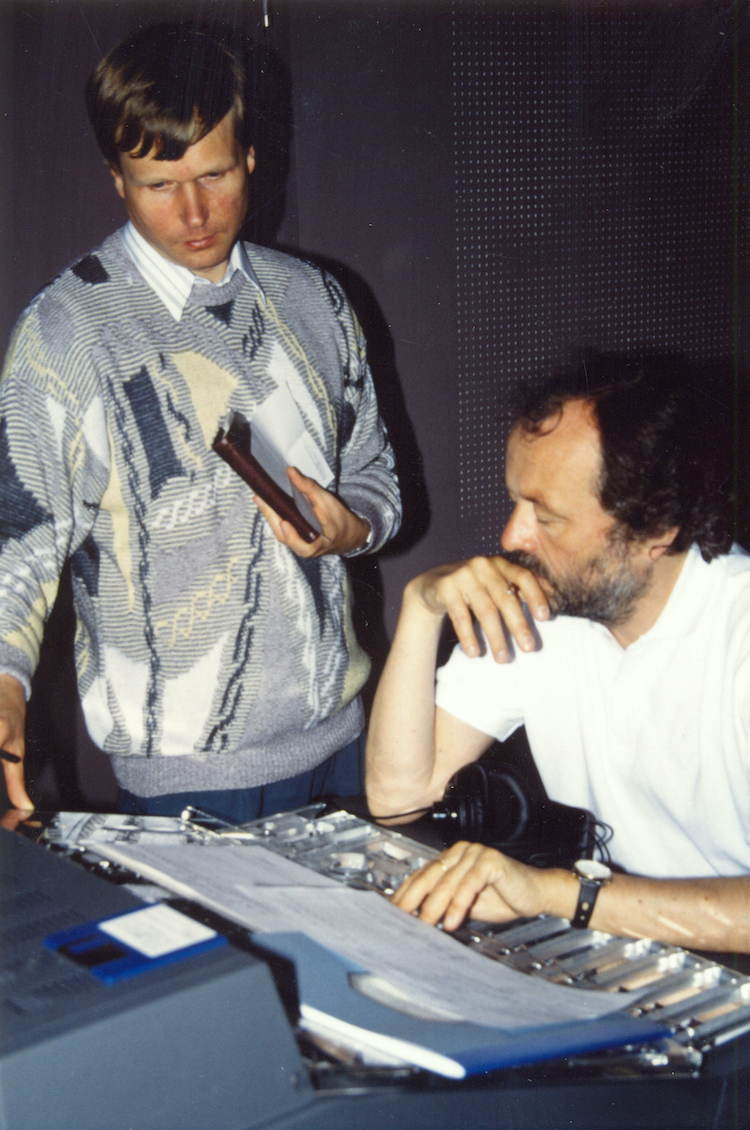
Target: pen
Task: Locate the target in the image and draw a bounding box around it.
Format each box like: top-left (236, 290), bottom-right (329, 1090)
top-left (0, 749), bottom-right (21, 764)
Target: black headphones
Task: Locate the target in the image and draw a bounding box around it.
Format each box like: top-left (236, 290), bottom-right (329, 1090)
top-left (431, 762), bottom-right (529, 842)
top-left (429, 762), bottom-right (610, 869)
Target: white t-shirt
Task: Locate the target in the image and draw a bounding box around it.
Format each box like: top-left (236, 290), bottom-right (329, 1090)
top-left (435, 545), bottom-right (750, 878)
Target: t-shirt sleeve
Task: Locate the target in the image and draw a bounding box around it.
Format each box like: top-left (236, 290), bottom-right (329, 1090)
top-left (435, 637), bottom-right (525, 742)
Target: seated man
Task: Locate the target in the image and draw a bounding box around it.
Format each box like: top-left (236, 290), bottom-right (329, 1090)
top-left (366, 357), bottom-right (750, 954)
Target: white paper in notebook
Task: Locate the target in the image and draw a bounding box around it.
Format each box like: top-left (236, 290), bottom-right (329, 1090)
top-left (252, 382), bottom-right (334, 487)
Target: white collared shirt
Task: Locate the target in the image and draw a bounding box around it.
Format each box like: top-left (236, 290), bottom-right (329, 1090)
top-left (436, 544), bottom-right (750, 878)
top-left (120, 221), bottom-right (263, 321)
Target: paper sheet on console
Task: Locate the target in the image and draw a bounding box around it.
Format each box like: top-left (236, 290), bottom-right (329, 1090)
top-left (87, 840), bottom-right (639, 1028)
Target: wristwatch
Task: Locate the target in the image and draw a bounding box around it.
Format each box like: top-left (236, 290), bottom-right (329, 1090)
top-left (571, 859), bottom-right (612, 929)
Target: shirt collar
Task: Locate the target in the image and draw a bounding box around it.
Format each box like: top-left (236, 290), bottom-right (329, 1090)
top-left (637, 542), bottom-right (714, 642)
top-left (582, 543), bottom-right (701, 652)
top-left (120, 222), bottom-right (263, 321)
top-left (615, 543), bottom-right (714, 650)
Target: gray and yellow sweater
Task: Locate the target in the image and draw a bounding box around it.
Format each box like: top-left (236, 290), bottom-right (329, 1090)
top-left (0, 232), bottom-right (401, 795)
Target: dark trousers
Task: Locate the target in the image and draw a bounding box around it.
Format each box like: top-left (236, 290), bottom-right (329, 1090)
top-left (117, 732), bottom-right (365, 824)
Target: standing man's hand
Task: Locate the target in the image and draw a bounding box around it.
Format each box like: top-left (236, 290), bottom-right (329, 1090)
top-left (0, 674), bottom-right (33, 811)
top-left (254, 467), bottom-right (370, 558)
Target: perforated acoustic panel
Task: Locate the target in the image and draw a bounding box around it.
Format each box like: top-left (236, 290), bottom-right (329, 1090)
top-left (452, 1), bottom-right (743, 555)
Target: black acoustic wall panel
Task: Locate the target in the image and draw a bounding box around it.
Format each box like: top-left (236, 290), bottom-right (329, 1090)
top-left (452, 1), bottom-right (747, 555)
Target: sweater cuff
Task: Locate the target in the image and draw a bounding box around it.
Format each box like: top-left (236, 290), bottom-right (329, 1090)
top-left (345, 514), bottom-right (374, 557)
top-left (339, 490), bottom-right (400, 556)
top-left (0, 662), bottom-right (32, 701)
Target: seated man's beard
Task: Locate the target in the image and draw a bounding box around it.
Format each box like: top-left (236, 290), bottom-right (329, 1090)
top-left (507, 536), bottom-right (653, 628)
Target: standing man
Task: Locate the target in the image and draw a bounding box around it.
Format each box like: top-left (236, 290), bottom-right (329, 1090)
top-left (366, 359), bottom-right (750, 954)
top-left (0, 23), bottom-right (401, 821)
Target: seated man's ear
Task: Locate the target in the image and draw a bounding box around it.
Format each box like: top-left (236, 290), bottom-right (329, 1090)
top-left (245, 146), bottom-right (256, 176)
top-left (646, 526), bottom-right (680, 560)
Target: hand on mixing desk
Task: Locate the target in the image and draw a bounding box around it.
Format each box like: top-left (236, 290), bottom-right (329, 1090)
top-left (391, 841), bottom-right (573, 932)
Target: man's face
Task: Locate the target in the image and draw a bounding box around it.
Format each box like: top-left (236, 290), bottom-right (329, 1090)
top-left (502, 399), bottom-right (653, 627)
top-left (111, 111), bottom-right (255, 282)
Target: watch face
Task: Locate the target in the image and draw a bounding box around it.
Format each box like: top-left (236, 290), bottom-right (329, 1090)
top-left (574, 859), bottom-right (612, 882)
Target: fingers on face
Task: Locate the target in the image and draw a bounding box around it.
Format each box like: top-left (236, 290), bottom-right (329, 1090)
top-left (500, 560), bottom-right (550, 620)
top-left (449, 562), bottom-right (524, 660)
top-left (471, 561), bottom-right (543, 656)
top-left (445, 600), bottom-right (480, 656)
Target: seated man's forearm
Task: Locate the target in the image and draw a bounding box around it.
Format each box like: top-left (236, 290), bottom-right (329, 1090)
top-left (586, 872), bottom-right (750, 954)
top-left (366, 559), bottom-right (545, 820)
top-left (365, 583), bottom-right (449, 819)
top-left (395, 841), bottom-right (750, 954)
top-left (525, 865), bottom-right (750, 954)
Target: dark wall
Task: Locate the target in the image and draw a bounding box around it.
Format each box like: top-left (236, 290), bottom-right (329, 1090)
top-left (279, 3), bottom-right (460, 660)
top-left (1, 0), bottom-right (747, 808)
top-left (450, 2), bottom-right (749, 555)
top-left (278, 1), bottom-right (749, 565)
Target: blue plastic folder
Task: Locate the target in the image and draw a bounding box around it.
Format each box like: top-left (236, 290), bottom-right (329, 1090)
top-left (255, 931), bottom-right (672, 1079)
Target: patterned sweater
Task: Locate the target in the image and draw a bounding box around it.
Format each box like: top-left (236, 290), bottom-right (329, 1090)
top-left (0, 232), bottom-right (401, 795)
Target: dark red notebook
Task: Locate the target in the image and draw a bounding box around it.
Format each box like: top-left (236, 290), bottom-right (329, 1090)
top-left (212, 412), bottom-right (320, 544)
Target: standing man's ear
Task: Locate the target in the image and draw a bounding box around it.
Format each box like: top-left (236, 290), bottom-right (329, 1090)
top-left (109, 163), bottom-right (125, 200)
top-left (245, 146), bottom-right (256, 176)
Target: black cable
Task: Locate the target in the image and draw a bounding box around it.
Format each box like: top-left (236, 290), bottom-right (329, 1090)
top-left (368, 805), bottom-right (432, 821)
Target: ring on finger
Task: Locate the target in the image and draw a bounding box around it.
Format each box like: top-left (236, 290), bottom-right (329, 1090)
top-left (505, 583), bottom-right (518, 597)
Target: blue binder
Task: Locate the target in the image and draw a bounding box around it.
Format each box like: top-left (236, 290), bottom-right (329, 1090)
top-left (255, 931), bottom-right (672, 1079)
